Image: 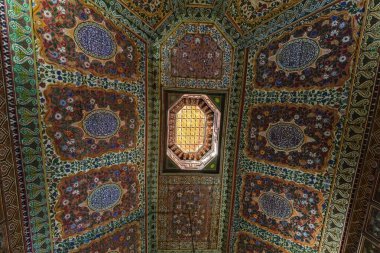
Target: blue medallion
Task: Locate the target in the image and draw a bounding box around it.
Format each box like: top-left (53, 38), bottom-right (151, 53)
top-left (258, 192), bottom-right (293, 219)
top-left (277, 38), bottom-right (320, 71)
top-left (267, 122), bottom-right (304, 151)
top-left (74, 21), bottom-right (117, 60)
top-left (88, 183), bottom-right (122, 212)
top-left (83, 109), bottom-right (120, 139)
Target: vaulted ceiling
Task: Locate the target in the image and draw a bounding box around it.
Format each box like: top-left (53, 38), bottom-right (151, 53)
top-left (0, 0), bottom-right (379, 253)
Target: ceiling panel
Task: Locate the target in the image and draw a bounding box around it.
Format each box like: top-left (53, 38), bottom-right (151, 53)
top-left (0, 0), bottom-right (379, 252)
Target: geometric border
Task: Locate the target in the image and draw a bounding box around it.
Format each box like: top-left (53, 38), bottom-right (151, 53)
top-left (341, 57), bottom-right (380, 251)
top-left (0, 30), bottom-right (26, 252)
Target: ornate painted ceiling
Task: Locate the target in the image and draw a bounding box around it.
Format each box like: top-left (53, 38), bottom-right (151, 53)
top-left (0, 0), bottom-right (379, 252)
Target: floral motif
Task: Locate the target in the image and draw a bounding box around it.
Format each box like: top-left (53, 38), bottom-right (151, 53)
top-left (71, 222), bottom-right (141, 252)
top-left (171, 33), bottom-right (223, 79)
top-left (1, 0), bottom-right (373, 251)
top-left (161, 23), bottom-right (233, 89)
top-left (245, 103), bottom-right (339, 173)
top-left (55, 164), bottom-right (140, 238)
top-left (120, 0), bottom-right (172, 29)
top-left (157, 176), bottom-right (220, 250)
top-left (44, 84), bottom-right (140, 160)
top-left (187, 0), bottom-right (216, 7)
top-left (254, 12), bottom-right (356, 90)
top-left (33, 0), bottom-right (140, 81)
top-left (227, 0), bottom-right (302, 33)
top-left (236, 232), bottom-right (290, 253)
top-left (240, 173), bottom-right (324, 246)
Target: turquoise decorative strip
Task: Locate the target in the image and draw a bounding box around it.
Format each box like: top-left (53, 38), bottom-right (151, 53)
top-left (4, 0), bottom-right (52, 251)
top-left (321, 0), bottom-right (380, 251)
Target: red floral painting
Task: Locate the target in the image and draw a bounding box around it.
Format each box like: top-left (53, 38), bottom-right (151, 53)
top-left (55, 164), bottom-right (140, 238)
top-left (254, 12), bottom-right (356, 89)
top-left (72, 222), bottom-right (141, 252)
top-left (34, 0), bottom-right (140, 81)
top-left (44, 84), bottom-right (140, 160)
top-left (157, 176), bottom-right (220, 250)
top-left (236, 232), bottom-right (290, 253)
top-left (240, 173), bottom-right (324, 247)
top-left (245, 103), bottom-right (339, 173)
top-left (171, 33), bottom-right (223, 79)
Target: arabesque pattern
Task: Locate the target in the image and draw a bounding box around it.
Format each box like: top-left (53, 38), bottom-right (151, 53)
top-left (171, 33), bottom-right (223, 79)
top-left (44, 84), bottom-right (140, 160)
top-left (119, 0), bottom-right (172, 29)
top-left (161, 22), bottom-right (233, 89)
top-left (34, 0), bottom-right (140, 82)
top-left (254, 12), bottom-right (356, 90)
top-left (245, 103), bottom-right (339, 173)
top-left (231, 1), bottom-right (372, 252)
top-left (240, 173), bottom-right (324, 247)
top-left (72, 222), bottom-right (141, 252)
top-left (227, 0), bottom-right (302, 33)
top-left (0, 0), bottom-right (378, 252)
top-left (55, 164), bottom-right (140, 238)
top-left (236, 232), bottom-right (290, 253)
top-left (157, 176), bottom-right (221, 250)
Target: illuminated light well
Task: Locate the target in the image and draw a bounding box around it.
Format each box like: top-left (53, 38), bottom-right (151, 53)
top-left (175, 105), bottom-right (206, 153)
top-left (167, 94), bottom-right (221, 170)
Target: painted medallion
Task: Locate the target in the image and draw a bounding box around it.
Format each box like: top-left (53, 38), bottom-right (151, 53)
top-left (44, 84), bottom-right (140, 160)
top-left (34, 0), bottom-right (140, 81)
top-left (74, 21), bottom-right (117, 60)
top-left (254, 12), bottom-right (356, 89)
top-left (246, 104), bottom-right (339, 173)
top-left (87, 183), bottom-right (123, 212)
top-left (55, 164), bottom-right (140, 238)
top-left (240, 173), bottom-right (324, 246)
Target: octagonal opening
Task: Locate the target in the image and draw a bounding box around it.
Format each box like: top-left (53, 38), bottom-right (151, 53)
top-left (166, 94), bottom-right (221, 170)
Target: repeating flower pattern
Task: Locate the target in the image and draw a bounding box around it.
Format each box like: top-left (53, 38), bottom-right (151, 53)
top-left (246, 103), bottom-right (339, 173)
top-left (44, 84), bottom-right (139, 160)
top-left (254, 12), bottom-right (356, 89)
top-left (240, 173), bottom-right (324, 247)
top-left (227, 0), bottom-right (302, 33)
top-left (71, 222), bottom-right (140, 253)
top-left (171, 33), bottom-right (223, 79)
top-left (120, 0), bottom-right (172, 28)
top-left (161, 23), bottom-right (233, 89)
top-left (55, 164), bottom-right (140, 238)
top-left (34, 0), bottom-right (140, 81)
top-left (157, 176), bottom-right (220, 250)
top-left (236, 232), bottom-right (290, 253)
top-left (169, 185), bottom-right (211, 240)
